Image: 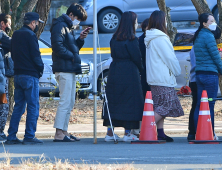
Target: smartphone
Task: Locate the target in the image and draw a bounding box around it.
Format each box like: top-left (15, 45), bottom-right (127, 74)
top-left (83, 27), bottom-right (92, 33)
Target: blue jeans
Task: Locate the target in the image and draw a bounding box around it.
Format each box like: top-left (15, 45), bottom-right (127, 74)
top-left (7, 75), bottom-right (39, 140)
top-left (194, 74), bottom-right (218, 133)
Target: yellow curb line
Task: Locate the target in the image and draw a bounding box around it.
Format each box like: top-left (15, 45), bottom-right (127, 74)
top-left (40, 43), bottom-right (222, 55)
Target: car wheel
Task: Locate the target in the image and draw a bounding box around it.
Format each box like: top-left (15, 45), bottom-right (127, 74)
top-left (98, 9), bottom-right (121, 33)
top-left (97, 71), bottom-right (109, 100)
top-left (213, 7), bottom-right (219, 23)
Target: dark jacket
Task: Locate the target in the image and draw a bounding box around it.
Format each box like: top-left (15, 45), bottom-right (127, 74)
top-left (11, 25), bottom-right (44, 78)
top-left (102, 37), bottom-right (144, 122)
top-left (0, 30), bottom-right (11, 55)
top-left (139, 33), bottom-right (150, 98)
top-left (50, 14), bottom-right (84, 74)
top-left (194, 28), bottom-right (222, 74)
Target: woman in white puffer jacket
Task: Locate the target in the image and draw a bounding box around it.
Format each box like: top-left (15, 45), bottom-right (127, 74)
top-left (144, 10), bottom-right (184, 142)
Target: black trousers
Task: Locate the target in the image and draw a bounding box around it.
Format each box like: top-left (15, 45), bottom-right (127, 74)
top-left (188, 82), bottom-right (197, 135)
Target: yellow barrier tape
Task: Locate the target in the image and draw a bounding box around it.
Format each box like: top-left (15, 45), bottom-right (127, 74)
top-left (40, 43), bottom-right (222, 55)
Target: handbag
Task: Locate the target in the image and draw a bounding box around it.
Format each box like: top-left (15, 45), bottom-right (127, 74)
top-left (4, 53), bottom-right (14, 77)
top-left (0, 93), bottom-right (7, 104)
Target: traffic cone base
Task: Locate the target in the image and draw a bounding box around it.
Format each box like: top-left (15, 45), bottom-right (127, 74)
top-left (131, 91), bottom-right (165, 144)
top-left (131, 140), bottom-right (166, 144)
top-left (189, 140), bottom-right (221, 144)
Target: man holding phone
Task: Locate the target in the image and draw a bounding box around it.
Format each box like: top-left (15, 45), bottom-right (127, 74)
top-left (50, 3), bottom-right (90, 142)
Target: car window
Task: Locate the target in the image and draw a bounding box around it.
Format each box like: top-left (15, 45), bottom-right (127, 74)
top-left (173, 33), bottom-right (193, 46)
top-left (38, 40), bottom-right (50, 48)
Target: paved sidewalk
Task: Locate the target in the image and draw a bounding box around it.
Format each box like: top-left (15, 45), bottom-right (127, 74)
top-left (4, 121), bottom-right (222, 138)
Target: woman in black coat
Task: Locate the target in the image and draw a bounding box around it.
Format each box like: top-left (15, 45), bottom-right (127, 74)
top-left (102, 11), bottom-right (144, 142)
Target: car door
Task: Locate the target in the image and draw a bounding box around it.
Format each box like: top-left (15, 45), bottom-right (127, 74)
top-left (123, 0), bottom-right (158, 23)
top-left (166, 0), bottom-right (198, 21)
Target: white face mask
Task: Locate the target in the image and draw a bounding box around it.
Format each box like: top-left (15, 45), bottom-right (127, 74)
top-left (208, 22), bottom-right (217, 31)
top-left (72, 19), bottom-right (80, 26)
top-left (135, 22), bottom-right (138, 30)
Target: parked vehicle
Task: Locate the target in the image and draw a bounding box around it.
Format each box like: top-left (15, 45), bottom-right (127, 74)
top-left (79, 0), bottom-right (219, 33)
top-left (96, 29), bottom-right (221, 99)
top-left (39, 38), bottom-right (93, 98)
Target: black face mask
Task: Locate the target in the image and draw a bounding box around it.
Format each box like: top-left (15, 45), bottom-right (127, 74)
top-left (212, 26), bottom-right (221, 39)
top-left (34, 25), bottom-right (39, 33)
top-left (5, 27), bottom-right (11, 35)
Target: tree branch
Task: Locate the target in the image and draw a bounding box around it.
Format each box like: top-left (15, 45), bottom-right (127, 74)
top-left (15, 0), bottom-right (38, 30)
top-left (191, 0), bottom-right (211, 14)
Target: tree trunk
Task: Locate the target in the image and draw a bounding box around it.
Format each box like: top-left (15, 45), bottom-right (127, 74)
top-left (35, 0), bottom-right (51, 39)
top-left (191, 0), bottom-right (211, 14)
top-left (1, 0), bottom-right (10, 14)
top-left (156, 0), bottom-right (177, 44)
top-left (11, 0), bottom-right (22, 32)
top-left (15, 0), bottom-right (38, 30)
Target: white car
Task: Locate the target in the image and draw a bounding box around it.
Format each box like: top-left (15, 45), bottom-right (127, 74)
top-left (96, 29), bottom-right (221, 98)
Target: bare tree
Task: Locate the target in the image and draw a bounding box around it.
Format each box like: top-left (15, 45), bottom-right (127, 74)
top-left (35, 0), bottom-right (52, 39)
top-left (15, 0), bottom-right (39, 30)
top-left (156, 0), bottom-right (177, 44)
top-left (191, 0), bottom-right (211, 14)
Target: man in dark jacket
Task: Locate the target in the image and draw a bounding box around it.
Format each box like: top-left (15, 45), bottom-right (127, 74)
top-left (51, 3), bottom-right (89, 142)
top-left (6, 12), bottom-right (44, 145)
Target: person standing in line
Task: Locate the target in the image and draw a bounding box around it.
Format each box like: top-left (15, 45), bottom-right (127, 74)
top-left (50, 3), bottom-right (89, 142)
top-left (187, 26), bottom-right (221, 141)
top-left (193, 13), bottom-right (222, 139)
top-left (5, 12), bottom-right (44, 145)
top-left (131, 18), bottom-right (150, 137)
top-left (103, 11), bottom-right (144, 142)
top-left (0, 14), bottom-right (12, 142)
top-left (145, 10), bottom-right (184, 142)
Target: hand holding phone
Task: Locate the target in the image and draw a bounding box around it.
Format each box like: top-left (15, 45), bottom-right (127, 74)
top-left (83, 27), bottom-right (92, 33)
top-left (80, 27), bottom-right (91, 39)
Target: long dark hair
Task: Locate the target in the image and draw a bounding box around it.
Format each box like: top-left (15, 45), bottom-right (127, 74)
top-left (148, 10), bottom-right (167, 34)
top-left (193, 13), bottom-right (213, 43)
top-left (113, 11), bottom-right (137, 41)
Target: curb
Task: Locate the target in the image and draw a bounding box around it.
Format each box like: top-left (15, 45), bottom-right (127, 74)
top-left (14, 128), bottom-right (222, 139)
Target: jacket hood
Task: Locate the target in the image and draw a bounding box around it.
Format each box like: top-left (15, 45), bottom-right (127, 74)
top-left (50, 15), bottom-right (73, 32)
top-left (144, 29), bottom-right (169, 46)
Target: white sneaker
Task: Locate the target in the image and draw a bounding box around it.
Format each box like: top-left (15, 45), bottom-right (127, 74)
top-left (123, 133), bottom-right (139, 142)
top-left (214, 133), bottom-right (219, 140)
top-left (104, 134), bottom-right (120, 142)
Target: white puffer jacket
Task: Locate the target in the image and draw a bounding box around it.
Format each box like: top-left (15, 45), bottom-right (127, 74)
top-left (144, 29), bottom-right (181, 87)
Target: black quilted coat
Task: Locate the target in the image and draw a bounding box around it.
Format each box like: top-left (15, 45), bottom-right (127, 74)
top-left (50, 15), bottom-right (84, 74)
top-left (102, 38), bottom-right (144, 122)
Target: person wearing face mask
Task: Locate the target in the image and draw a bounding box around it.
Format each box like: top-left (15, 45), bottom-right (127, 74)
top-left (187, 26), bottom-right (222, 141)
top-left (5, 12), bottom-right (44, 145)
top-left (193, 13), bottom-right (222, 140)
top-left (0, 14), bottom-right (12, 142)
top-left (50, 3), bottom-right (88, 142)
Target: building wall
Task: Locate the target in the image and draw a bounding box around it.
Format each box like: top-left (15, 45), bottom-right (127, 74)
top-left (45, 0), bottom-right (79, 30)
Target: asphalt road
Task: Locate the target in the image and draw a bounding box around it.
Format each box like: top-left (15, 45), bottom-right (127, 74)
top-left (1, 135), bottom-right (222, 169)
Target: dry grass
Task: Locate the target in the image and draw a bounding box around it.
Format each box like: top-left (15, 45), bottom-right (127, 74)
top-left (0, 154), bottom-right (138, 170)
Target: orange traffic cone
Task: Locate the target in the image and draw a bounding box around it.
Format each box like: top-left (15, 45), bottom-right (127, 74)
top-left (189, 90), bottom-right (222, 144)
top-left (131, 91), bottom-right (165, 144)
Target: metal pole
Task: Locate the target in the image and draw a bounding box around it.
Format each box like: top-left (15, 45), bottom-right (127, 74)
top-left (93, 0), bottom-right (97, 144)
